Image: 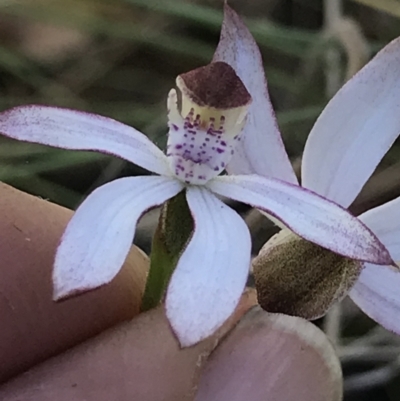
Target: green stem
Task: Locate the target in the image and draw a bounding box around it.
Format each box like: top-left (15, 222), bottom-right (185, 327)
top-left (141, 190), bottom-right (193, 311)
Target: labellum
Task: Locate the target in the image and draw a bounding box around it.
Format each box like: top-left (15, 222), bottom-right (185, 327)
top-left (167, 61), bottom-right (251, 185)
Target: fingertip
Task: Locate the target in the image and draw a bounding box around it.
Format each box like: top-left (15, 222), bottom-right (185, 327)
top-left (0, 290), bottom-right (257, 400)
top-left (0, 183), bottom-right (148, 382)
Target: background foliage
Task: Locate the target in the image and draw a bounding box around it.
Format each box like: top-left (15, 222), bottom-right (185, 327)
top-left (1, 0), bottom-right (400, 399)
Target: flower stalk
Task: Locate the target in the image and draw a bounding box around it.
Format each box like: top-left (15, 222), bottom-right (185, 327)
top-left (141, 191), bottom-right (193, 311)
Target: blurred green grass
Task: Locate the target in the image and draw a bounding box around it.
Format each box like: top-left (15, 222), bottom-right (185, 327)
top-left (0, 0), bottom-right (399, 210)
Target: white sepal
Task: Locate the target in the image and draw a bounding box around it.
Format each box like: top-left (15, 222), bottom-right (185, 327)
top-left (166, 187), bottom-right (251, 347)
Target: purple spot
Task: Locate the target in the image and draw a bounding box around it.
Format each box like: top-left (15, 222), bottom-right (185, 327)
top-left (220, 141), bottom-right (227, 146)
top-left (172, 124), bottom-right (179, 131)
top-left (221, 162), bottom-right (225, 167)
top-left (175, 144), bottom-right (183, 149)
top-left (190, 144), bottom-right (194, 148)
top-left (216, 148), bottom-right (224, 154)
top-left (214, 166), bottom-right (219, 171)
top-left (205, 138), bottom-right (210, 142)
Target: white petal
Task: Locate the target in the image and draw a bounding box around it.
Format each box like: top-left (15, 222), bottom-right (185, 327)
top-left (302, 38), bottom-right (400, 207)
top-left (53, 176), bottom-right (183, 299)
top-left (207, 175), bottom-right (392, 265)
top-left (349, 196), bottom-right (400, 332)
top-left (350, 264), bottom-right (400, 334)
top-left (166, 187), bottom-right (251, 347)
top-left (359, 196), bottom-right (400, 261)
top-left (213, 5), bottom-right (297, 184)
top-left (0, 105), bottom-right (171, 176)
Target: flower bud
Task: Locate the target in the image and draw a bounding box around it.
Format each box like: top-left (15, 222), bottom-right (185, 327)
top-left (253, 229), bottom-right (363, 319)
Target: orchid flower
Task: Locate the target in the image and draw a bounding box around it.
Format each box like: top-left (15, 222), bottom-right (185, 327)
top-left (0, 11), bottom-right (392, 348)
top-left (215, 6), bottom-right (400, 331)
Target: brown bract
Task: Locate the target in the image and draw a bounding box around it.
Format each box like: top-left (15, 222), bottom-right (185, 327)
top-left (253, 229), bottom-right (363, 320)
top-left (0, 183), bottom-right (148, 382)
top-left (177, 61), bottom-right (251, 109)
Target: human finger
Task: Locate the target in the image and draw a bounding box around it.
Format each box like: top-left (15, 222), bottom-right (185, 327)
top-left (0, 182), bottom-right (148, 382)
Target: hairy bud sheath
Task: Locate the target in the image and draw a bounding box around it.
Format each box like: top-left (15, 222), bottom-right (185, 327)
top-left (253, 229), bottom-right (364, 319)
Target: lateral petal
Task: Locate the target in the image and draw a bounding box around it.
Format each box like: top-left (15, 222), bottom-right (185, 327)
top-left (349, 196), bottom-right (400, 332)
top-left (350, 264), bottom-right (400, 334)
top-left (207, 175), bottom-right (392, 265)
top-left (53, 176), bottom-right (183, 299)
top-left (0, 105), bottom-right (171, 175)
top-left (166, 187), bottom-right (251, 347)
top-left (359, 196), bottom-right (400, 261)
top-left (302, 38), bottom-right (400, 207)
